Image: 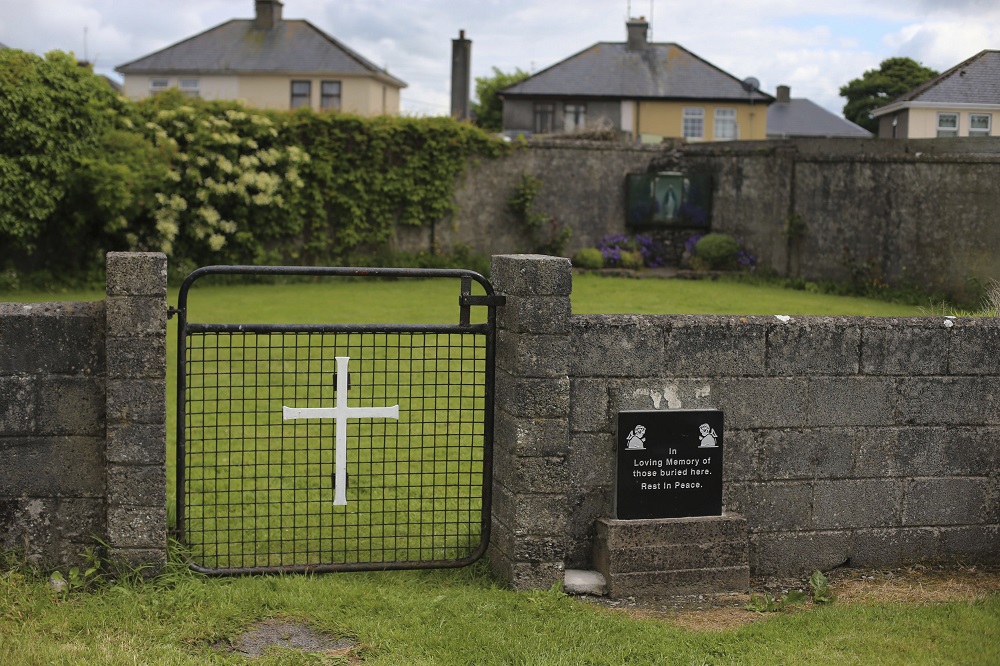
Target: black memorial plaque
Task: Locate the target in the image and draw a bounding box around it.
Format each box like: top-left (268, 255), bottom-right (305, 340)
top-left (615, 410), bottom-right (723, 520)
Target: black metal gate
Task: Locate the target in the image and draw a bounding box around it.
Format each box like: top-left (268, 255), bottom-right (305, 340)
top-left (174, 266), bottom-right (502, 575)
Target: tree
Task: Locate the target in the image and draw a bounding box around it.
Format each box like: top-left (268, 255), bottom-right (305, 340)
top-left (471, 67), bottom-right (530, 132)
top-left (840, 57), bottom-right (939, 133)
top-left (0, 49), bottom-right (124, 255)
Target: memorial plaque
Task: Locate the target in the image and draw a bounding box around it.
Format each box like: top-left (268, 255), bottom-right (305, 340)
top-left (615, 410), bottom-right (723, 520)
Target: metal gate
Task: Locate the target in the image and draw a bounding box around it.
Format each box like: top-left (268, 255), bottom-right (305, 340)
top-left (174, 266), bottom-right (502, 575)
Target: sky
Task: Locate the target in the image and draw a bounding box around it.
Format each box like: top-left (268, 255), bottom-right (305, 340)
top-left (2, 0), bottom-right (999, 118)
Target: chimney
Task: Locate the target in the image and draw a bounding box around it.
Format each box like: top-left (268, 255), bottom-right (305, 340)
top-left (626, 17), bottom-right (649, 50)
top-left (451, 29), bottom-right (472, 122)
top-left (776, 85), bottom-right (791, 103)
top-left (255, 0), bottom-right (283, 30)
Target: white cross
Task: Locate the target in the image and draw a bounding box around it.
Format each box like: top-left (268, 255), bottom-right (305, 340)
top-left (282, 356), bottom-right (399, 506)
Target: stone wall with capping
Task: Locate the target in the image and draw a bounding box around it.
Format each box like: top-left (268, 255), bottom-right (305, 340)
top-left (401, 138), bottom-right (1000, 305)
top-left (0, 253), bottom-right (167, 570)
top-left (489, 254), bottom-right (999, 590)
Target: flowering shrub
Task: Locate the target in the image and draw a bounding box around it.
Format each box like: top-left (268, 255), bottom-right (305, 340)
top-left (597, 234), bottom-right (667, 268)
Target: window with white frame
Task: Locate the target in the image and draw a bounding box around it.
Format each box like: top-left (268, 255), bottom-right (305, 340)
top-left (969, 113), bottom-right (991, 137)
top-left (936, 112), bottom-right (958, 137)
top-left (563, 103), bottom-right (587, 132)
top-left (149, 78), bottom-right (169, 95)
top-left (178, 78), bottom-right (200, 99)
top-left (290, 80), bottom-right (311, 109)
top-left (321, 80), bottom-right (341, 111)
top-left (534, 103), bottom-right (555, 134)
top-left (683, 107), bottom-right (705, 140)
top-left (714, 108), bottom-right (737, 140)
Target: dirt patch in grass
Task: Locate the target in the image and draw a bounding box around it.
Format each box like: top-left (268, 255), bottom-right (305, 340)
top-left (214, 618), bottom-right (359, 661)
top-left (578, 563), bottom-right (1000, 633)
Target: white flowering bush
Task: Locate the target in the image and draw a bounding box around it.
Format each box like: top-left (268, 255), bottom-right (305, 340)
top-left (131, 93), bottom-right (309, 264)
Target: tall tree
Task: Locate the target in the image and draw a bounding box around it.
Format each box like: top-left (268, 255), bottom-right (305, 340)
top-left (840, 57), bottom-right (939, 133)
top-left (0, 49), bottom-right (123, 254)
top-left (471, 66), bottom-right (530, 132)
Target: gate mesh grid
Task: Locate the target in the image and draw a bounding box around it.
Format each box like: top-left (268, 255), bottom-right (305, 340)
top-left (183, 329), bottom-right (487, 571)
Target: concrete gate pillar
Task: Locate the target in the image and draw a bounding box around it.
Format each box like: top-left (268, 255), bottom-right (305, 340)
top-left (488, 254), bottom-right (573, 590)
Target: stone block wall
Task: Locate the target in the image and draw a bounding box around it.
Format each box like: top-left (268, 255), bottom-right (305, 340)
top-left (435, 138), bottom-right (1000, 304)
top-left (491, 254), bottom-right (999, 588)
top-left (0, 253), bottom-right (167, 569)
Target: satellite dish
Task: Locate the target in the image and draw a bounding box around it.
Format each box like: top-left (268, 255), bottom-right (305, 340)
top-left (741, 77), bottom-right (760, 93)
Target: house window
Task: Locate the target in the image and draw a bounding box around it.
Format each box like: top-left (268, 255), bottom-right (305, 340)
top-left (534, 103), bottom-right (555, 134)
top-left (149, 78), bottom-right (169, 95)
top-left (179, 78), bottom-right (200, 99)
top-left (969, 113), bottom-right (991, 137)
top-left (683, 107), bottom-right (705, 140)
top-left (714, 108), bottom-right (737, 140)
top-left (564, 103), bottom-right (587, 132)
top-left (291, 80), bottom-right (311, 109)
top-left (321, 81), bottom-right (342, 111)
top-left (936, 112), bottom-right (958, 137)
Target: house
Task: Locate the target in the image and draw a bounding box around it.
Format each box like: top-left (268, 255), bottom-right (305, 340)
top-left (116, 0), bottom-right (406, 115)
top-left (871, 50), bottom-right (1000, 138)
top-left (499, 18), bottom-right (773, 141)
top-left (767, 85), bottom-right (871, 139)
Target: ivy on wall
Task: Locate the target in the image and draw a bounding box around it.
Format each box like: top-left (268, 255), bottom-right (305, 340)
top-left (0, 51), bottom-right (508, 278)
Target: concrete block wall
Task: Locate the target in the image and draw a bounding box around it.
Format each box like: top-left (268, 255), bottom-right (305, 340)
top-left (0, 252), bottom-right (167, 569)
top-left (491, 254), bottom-right (1000, 587)
top-left (0, 301), bottom-right (107, 565)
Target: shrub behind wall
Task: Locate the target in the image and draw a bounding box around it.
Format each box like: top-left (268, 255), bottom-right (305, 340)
top-left (0, 56), bottom-right (507, 280)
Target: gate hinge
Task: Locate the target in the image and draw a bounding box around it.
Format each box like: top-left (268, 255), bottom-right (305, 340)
top-left (166, 306), bottom-right (181, 320)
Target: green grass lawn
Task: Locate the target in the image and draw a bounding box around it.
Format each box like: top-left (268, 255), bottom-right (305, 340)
top-left (1, 560), bottom-right (997, 665)
top-left (6, 276), bottom-right (984, 665)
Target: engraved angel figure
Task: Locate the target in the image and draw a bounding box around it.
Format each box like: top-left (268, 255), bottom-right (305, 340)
top-left (626, 425), bottom-right (647, 450)
top-left (698, 423), bottom-right (718, 448)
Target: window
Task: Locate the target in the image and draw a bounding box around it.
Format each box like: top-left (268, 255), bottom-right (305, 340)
top-left (564, 103), bottom-right (587, 132)
top-left (714, 108), bottom-right (737, 140)
top-left (970, 113), bottom-right (991, 137)
top-left (290, 80), bottom-right (311, 109)
top-left (534, 103), bottom-right (555, 134)
top-left (683, 107), bottom-right (704, 140)
top-left (321, 80), bottom-right (341, 111)
top-left (149, 78), bottom-right (169, 95)
top-left (178, 78), bottom-right (200, 99)
top-left (936, 112), bottom-right (958, 137)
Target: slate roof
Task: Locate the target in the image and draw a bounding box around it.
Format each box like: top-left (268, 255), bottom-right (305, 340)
top-left (768, 98), bottom-right (872, 138)
top-left (502, 42), bottom-right (772, 102)
top-left (116, 19), bottom-right (406, 88)
top-left (873, 50), bottom-right (1000, 115)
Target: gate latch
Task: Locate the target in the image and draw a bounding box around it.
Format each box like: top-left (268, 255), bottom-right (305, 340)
top-left (459, 276), bottom-right (506, 326)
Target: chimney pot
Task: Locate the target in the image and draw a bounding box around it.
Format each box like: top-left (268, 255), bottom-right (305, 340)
top-left (776, 85), bottom-right (790, 103)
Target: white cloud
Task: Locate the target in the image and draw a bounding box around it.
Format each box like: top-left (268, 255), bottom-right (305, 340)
top-left (1, 0), bottom-right (997, 117)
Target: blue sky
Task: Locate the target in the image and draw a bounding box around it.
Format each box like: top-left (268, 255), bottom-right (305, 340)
top-left (2, 0), bottom-right (997, 118)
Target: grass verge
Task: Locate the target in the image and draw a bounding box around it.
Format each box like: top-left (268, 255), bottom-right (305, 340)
top-left (1, 556), bottom-right (998, 665)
